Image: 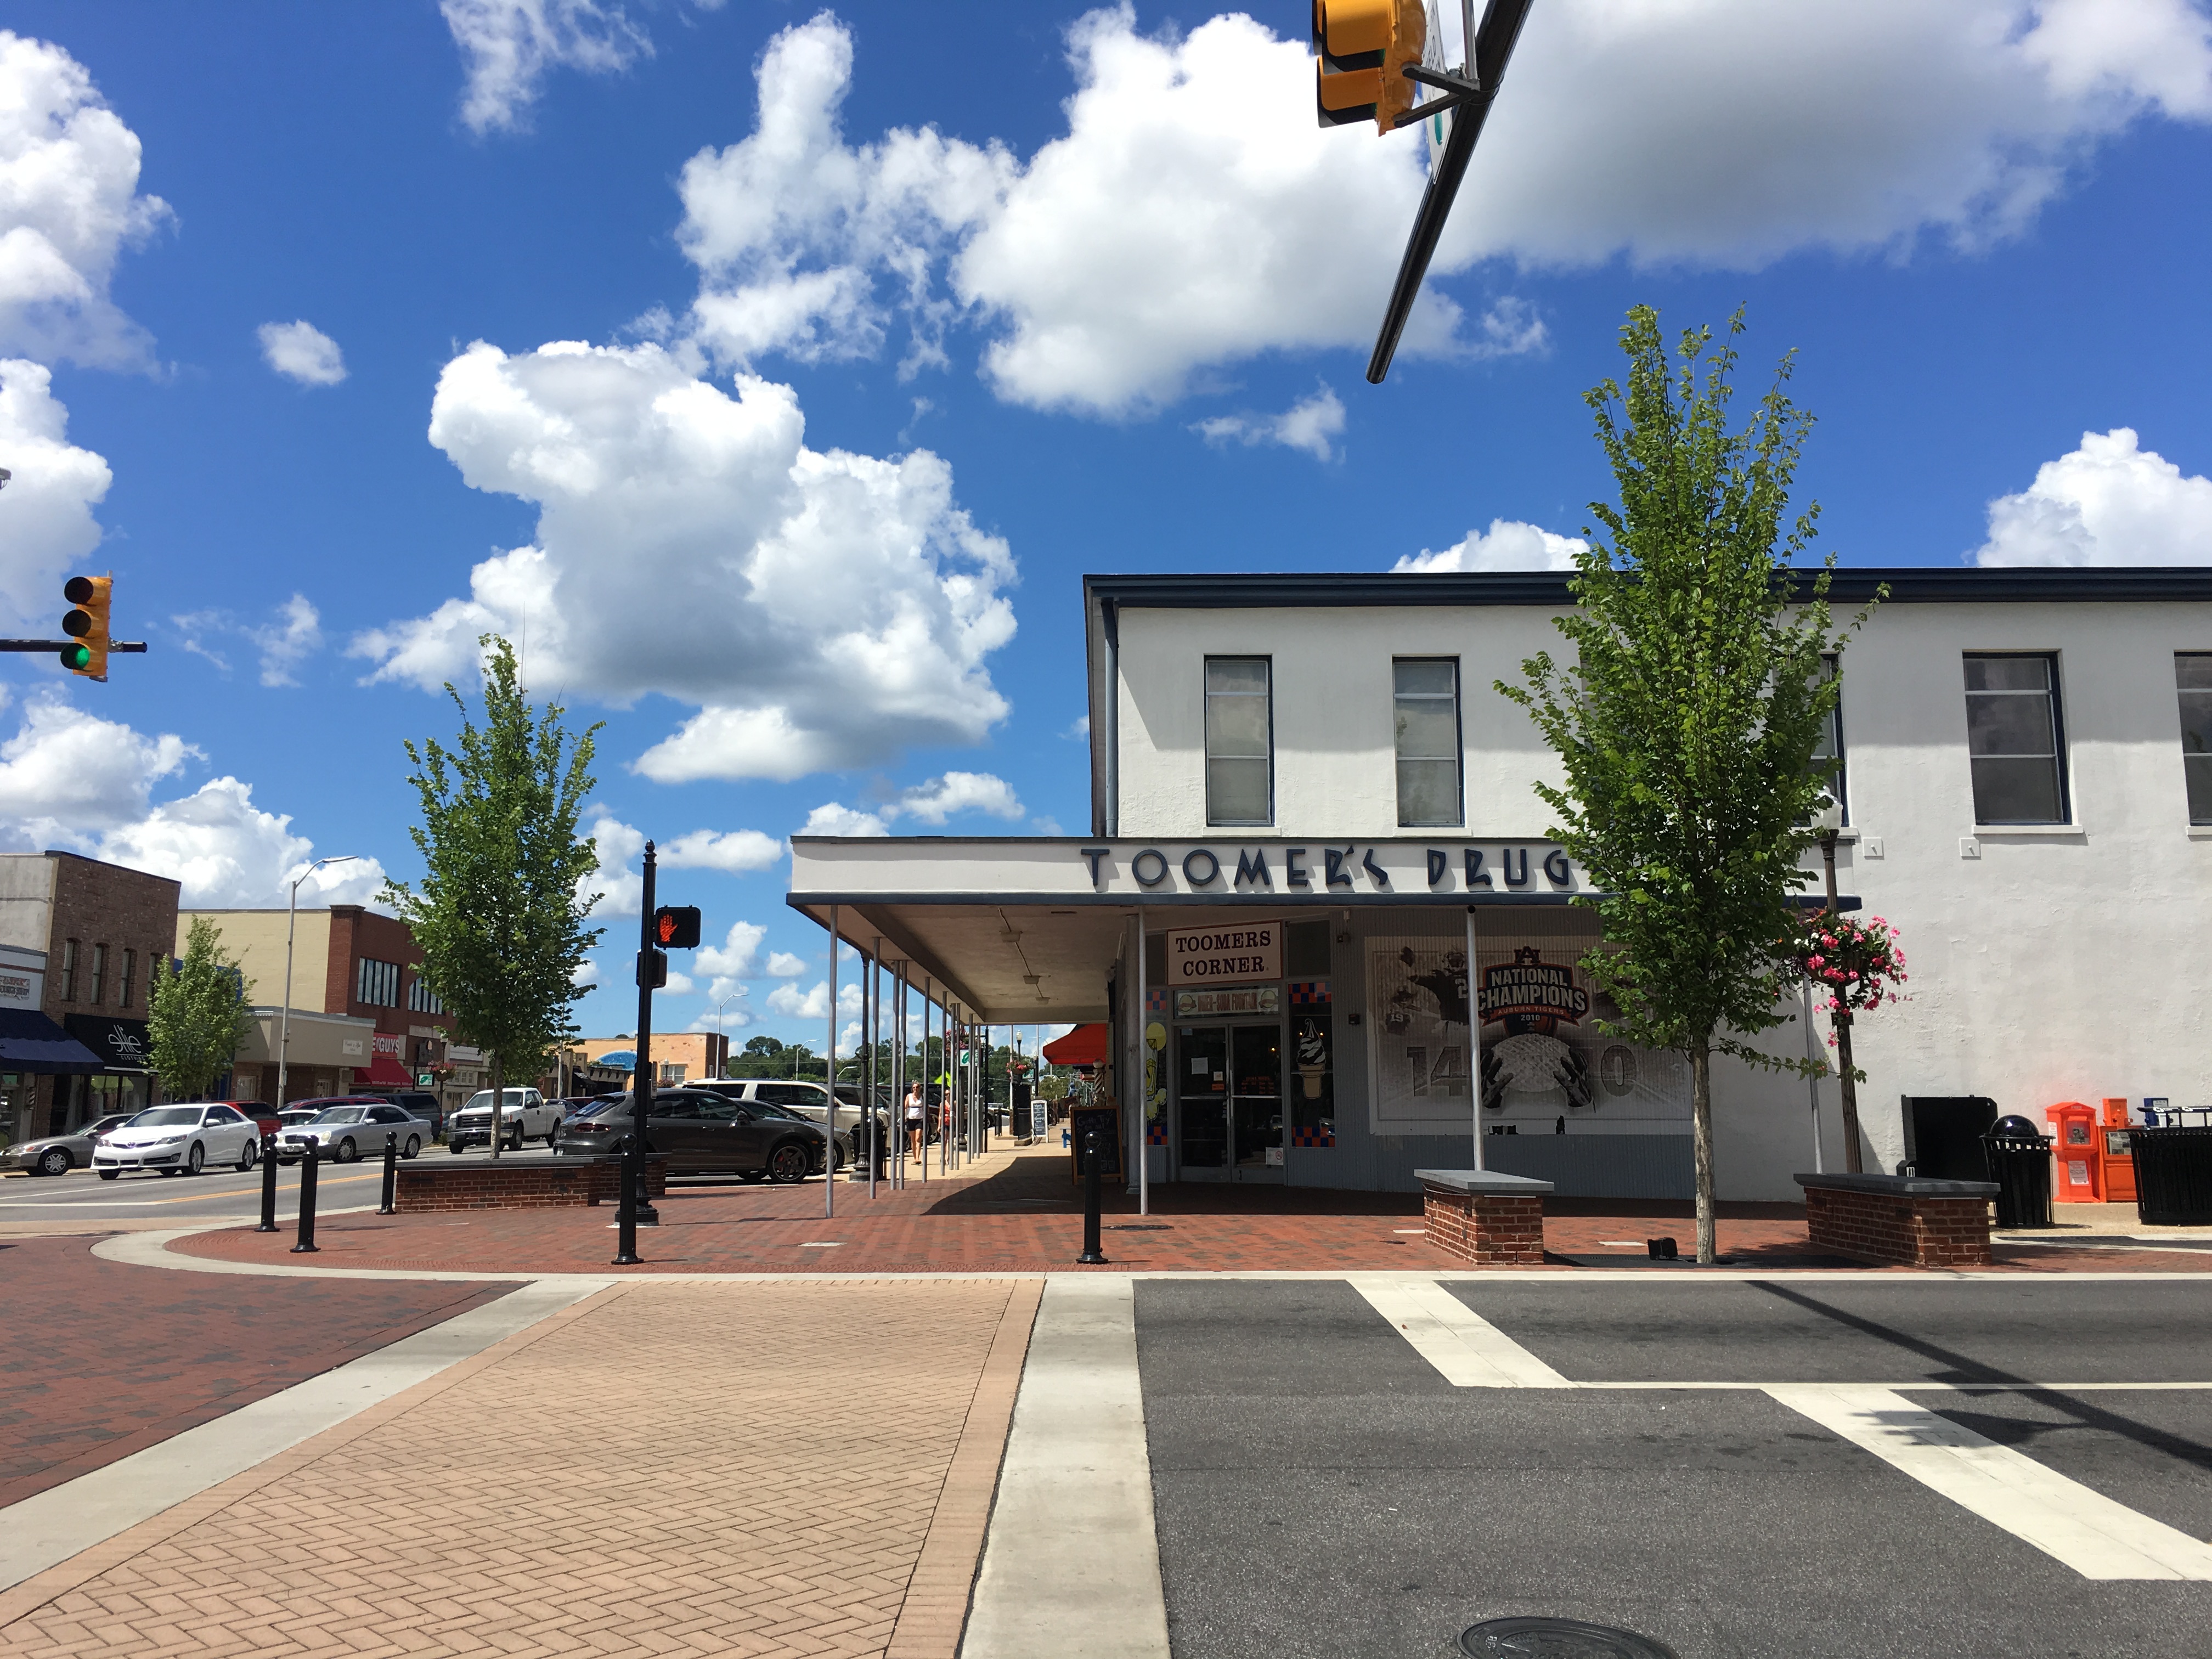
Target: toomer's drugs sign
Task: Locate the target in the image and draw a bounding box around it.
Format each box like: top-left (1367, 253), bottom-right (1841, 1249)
top-left (1165, 921), bottom-right (1282, 986)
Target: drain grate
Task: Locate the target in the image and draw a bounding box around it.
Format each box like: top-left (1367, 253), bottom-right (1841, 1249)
top-left (1460, 1616), bottom-right (1679, 1658)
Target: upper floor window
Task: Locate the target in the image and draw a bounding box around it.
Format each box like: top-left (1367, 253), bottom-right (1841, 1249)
top-left (2179, 653), bottom-right (2212, 825)
top-left (89, 943), bottom-right (107, 1006)
top-left (1393, 658), bottom-right (1463, 827)
top-left (356, 957), bottom-right (401, 1008)
top-left (1813, 653), bottom-right (1847, 823)
top-left (60, 939), bottom-right (78, 1003)
top-left (1963, 653), bottom-right (2067, 825)
top-left (119, 949), bottom-right (136, 1011)
top-left (407, 977), bottom-right (445, 1015)
top-left (1204, 657), bottom-right (1273, 826)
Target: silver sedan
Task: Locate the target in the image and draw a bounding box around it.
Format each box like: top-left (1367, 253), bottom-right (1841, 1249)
top-left (1, 1113), bottom-right (137, 1177)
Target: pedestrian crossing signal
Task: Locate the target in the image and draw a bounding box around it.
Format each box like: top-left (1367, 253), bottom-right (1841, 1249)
top-left (1313, 0), bottom-right (1425, 133)
top-left (653, 906), bottom-right (701, 949)
top-left (60, 575), bottom-right (111, 679)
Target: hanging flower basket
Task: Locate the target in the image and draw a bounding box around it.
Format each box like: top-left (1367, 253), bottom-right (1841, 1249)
top-left (1790, 911), bottom-right (1908, 1026)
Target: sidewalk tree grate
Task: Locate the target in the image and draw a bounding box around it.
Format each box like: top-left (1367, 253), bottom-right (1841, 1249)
top-left (1462, 1616), bottom-right (1679, 1657)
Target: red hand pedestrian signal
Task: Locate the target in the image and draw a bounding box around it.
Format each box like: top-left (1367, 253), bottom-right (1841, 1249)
top-left (653, 906), bottom-right (701, 949)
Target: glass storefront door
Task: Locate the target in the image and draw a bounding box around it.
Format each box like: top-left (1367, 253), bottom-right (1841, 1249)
top-left (1175, 1021), bottom-right (1285, 1182)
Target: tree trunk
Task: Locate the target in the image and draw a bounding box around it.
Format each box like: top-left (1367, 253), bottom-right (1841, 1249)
top-left (1833, 1011), bottom-right (1864, 1173)
top-left (1690, 1043), bottom-right (1716, 1266)
top-left (489, 1052), bottom-right (504, 1161)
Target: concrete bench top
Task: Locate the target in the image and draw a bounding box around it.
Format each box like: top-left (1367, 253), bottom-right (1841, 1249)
top-left (1796, 1171), bottom-right (1998, 1198)
top-left (1414, 1168), bottom-right (1556, 1195)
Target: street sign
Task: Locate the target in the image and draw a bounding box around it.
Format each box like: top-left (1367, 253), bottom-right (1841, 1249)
top-left (416, 1073), bottom-right (435, 1086)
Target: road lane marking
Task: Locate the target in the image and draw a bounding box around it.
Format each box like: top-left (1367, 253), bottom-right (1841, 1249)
top-left (0, 1173), bottom-right (383, 1208)
top-left (962, 1275), bottom-right (1170, 1659)
top-left (0, 1278), bottom-right (612, 1595)
top-left (1769, 1385), bottom-right (2212, 1581)
top-left (1351, 1276), bottom-right (1570, 1388)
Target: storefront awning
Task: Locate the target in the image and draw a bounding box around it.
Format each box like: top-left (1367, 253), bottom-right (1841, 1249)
top-left (353, 1052), bottom-right (413, 1086)
top-left (0, 1010), bottom-right (107, 1075)
top-left (1043, 1024), bottom-right (1108, 1066)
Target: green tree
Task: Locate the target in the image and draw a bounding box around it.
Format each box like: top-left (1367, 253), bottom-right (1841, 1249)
top-left (1498, 307), bottom-right (1880, 1264)
top-left (382, 636), bottom-right (604, 1156)
top-left (146, 917), bottom-right (256, 1102)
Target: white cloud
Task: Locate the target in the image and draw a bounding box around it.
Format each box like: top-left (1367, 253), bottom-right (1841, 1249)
top-left (662, 969), bottom-right (695, 995)
top-left (0, 32), bottom-right (170, 368)
top-left (765, 950), bottom-right (805, 978)
top-left (257, 320), bottom-right (346, 387)
top-left (439, 0), bottom-right (651, 134)
top-left (765, 978), bottom-right (862, 1021)
top-left (659, 826), bottom-right (783, 873)
top-left (1395, 518), bottom-right (1587, 574)
top-left (578, 810), bottom-right (645, 916)
top-left (1973, 429), bottom-right (2212, 567)
top-left (1194, 386), bottom-right (1346, 462)
top-left (664, 4), bottom-right (2212, 417)
top-left (1064, 715), bottom-right (1088, 740)
top-left (177, 594), bottom-right (324, 685)
top-left (695, 919), bottom-right (766, 983)
top-left (573, 958), bottom-right (601, 986)
top-left (888, 770), bottom-right (1023, 825)
top-left (352, 340), bottom-right (1017, 783)
top-left (0, 358), bottom-right (110, 628)
top-left (837, 1018), bottom-right (860, 1057)
top-left (0, 695), bottom-right (386, 906)
top-left (800, 802), bottom-right (888, 837)
top-left (697, 1002), bottom-right (753, 1031)
top-left (1031, 815), bottom-right (1064, 837)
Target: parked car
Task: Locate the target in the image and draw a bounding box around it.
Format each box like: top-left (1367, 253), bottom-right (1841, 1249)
top-left (276, 1098), bottom-right (436, 1164)
top-left (706, 1079), bottom-right (879, 1162)
top-left (556, 1089), bottom-right (827, 1182)
top-left (2, 1112), bottom-right (136, 1177)
top-left (362, 1088), bottom-right (447, 1137)
top-left (93, 1103), bottom-right (262, 1178)
top-left (447, 1087), bottom-right (558, 1152)
top-left (678, 1082), bottom-right (854, 1169)
top-left (275, 1107), bottom-right (323, 1131)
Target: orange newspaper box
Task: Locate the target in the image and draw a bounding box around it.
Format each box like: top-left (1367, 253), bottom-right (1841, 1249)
top-left (2045, 1101), bottom-right (2101, 1202)
top-left (2099, 1097), bottom-right (2138, 1205)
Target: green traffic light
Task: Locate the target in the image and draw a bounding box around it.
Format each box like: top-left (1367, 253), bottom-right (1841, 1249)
top-left (58, 643), bottom-right (91, 671)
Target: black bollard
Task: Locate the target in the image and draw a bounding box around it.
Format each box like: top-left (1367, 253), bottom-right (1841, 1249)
top-left (291, 1138), bottom-right (320, 1254)
top-left (379, 1130), bottom-right (398, 1215)
top-left (1077, 1128), bottom-right (1108, 1265)
top-left (613, 1135), bottom-right (641, 1265)
top-left (256, 1132), bottom-right (279, 1233)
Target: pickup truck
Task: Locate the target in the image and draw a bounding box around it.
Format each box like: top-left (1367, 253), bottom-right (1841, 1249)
top-left (446, 1088), bottom-right (559, 1152)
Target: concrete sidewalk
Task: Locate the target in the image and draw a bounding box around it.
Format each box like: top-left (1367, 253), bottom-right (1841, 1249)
top-left (0, 1277), bottom-right (1042, 1659)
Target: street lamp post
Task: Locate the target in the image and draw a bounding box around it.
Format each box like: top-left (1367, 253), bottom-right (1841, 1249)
top-left (277, 856), bottom-right (357, 1110)
top-left (713, 991), bottom-right (745, 1077)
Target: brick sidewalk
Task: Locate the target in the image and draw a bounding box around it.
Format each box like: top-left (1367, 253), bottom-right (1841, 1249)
top-left (0, 1277), bottom-right (1041, 1659)
top-left (0, 1235), bottom-right (512, 1508)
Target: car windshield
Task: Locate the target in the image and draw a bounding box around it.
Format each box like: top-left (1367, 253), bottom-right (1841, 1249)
top-left (462, 1091), bottom-right (531, 1110)
top-left (128, 1108), bottom-right (204, 1128)
top-left (89, 1115), bottom-right (135, 1135)
top-left (752, 1102), bottom-right (801, 1120)
top-left (311, 1107), bottom-right (366, 1124)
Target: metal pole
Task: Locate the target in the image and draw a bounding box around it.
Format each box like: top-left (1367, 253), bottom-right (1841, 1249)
top-left (1466, 906), bottom-right (1485, 1172)
top-left (278, 876), bottom-right (298, 1111)
top-left (1802, 978), bottom-right (1825, 1175)
top-left (379, 1130), bottom-right (398, 1214)
top-left (825, 906), bottom-right (837, 1220)
top-left (291, 1138), bottom-right (319, 1252)
top-left (1135, 906), bottom-right (1148, 1214)
top-left (1077, 1128), bottom-right (1107, 1264)
top-left (893, 961), bottom-right (906, 1189)
top-left (921, 976), bottom-right (933, 1181)
top-left (867, 941), bottom-right (880, 1198)
top-left (628, 841), bottom-right (658, 1231)
top-left (256, 1130), bottom-right (278, 1232)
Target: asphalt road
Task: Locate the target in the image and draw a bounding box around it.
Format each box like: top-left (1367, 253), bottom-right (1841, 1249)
top-left (0, 1164), bottom-right (390, 1221)
top-left (1136, 1278), bottom-right (2212, 1659)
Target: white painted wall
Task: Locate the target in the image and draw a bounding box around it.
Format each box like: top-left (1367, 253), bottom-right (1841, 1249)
top-left (1111, 597), bottom-right (2212, 1197)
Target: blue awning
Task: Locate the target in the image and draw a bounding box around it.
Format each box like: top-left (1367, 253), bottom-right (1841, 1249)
top-left (592, 1050), bottom-right (637, 1071)
top-left (0, 1009), bottom-right (107, 1075)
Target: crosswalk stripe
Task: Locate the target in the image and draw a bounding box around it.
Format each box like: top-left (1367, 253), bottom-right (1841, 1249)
top-left (1769, 1385), bottom-right (2212, 1581)
top-left (1350, 1276), bottom-right (1570, 1388)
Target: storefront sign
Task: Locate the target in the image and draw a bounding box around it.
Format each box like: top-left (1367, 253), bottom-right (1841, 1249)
top-left (62, 1014), bottom-right (152, 1074)
top-left (1165, 921), bottom-right (1282, 985)
top-left (0, 966), bottom-right (42, 1010)
top-left (1175, 985), bottom-right (1281, 1018)
top-left (1077, 840), bottom-right (1578, 898)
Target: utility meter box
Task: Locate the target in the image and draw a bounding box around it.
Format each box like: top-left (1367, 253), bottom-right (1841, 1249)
top-left (2044, 1101), bottom-right (2101, 1202)
top-left (2099, 1097), bottom-right (2137, 1205)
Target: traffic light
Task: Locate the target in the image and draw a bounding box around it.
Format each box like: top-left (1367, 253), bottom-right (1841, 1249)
top-left (1313, 0), bottom-right (1425, 133)
top-left (652, 905), bottom-right (701, 949)
top-left (59, 575), bottom-right (110, 680)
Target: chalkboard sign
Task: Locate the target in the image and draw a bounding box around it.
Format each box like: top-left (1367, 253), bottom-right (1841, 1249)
top-left (1068, 1103), bottom-right (1124, 1184)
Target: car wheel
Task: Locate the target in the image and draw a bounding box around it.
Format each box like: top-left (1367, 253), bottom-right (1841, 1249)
top-left (36, 1147), bottom-right (70, 1177)
top-left (336, 1137), bottom-right (359, 1164)
top-left (235, 1139), bottom-right (257, 1172)
top-left (98, 1169), bottom-right (120, 1181)
top-left (448, 1138), bottom-right (464, 1154)
top-left (185, 1142), bottom-right (205, 1176)
top-left (768, 1142), bottom-right (810, 1184)
top-left (404, 1135), bottom-right (421, 1160)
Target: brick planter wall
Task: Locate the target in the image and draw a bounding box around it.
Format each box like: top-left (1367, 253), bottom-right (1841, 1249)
top-left (395, 1155), bottom-right (668, 1213)
top-left (1420, 1185), bottom-right (1546, 1265)
top-left (1799, 1176), bottom-right (1994, 1268)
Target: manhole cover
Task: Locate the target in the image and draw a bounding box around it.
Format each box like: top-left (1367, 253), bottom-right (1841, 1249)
top-left (1460, 1616), bottom-right (1678, 1658)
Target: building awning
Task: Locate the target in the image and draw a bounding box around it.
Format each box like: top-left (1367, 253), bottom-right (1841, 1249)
top-left (594, 1050), bottom-right (637, 1072)
top-left (1043, 1024), bottom-right (1108, 1066)
top-left (0, 1009), bottom-right (107, 1075)
top-left (353, 1052), bottom-right (413, 1086)
top-left (62, 1013), bottom-right (152, 1074)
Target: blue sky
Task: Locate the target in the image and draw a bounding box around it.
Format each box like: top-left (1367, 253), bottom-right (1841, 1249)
top-left (1, 0), bottom-right (2209, 1052)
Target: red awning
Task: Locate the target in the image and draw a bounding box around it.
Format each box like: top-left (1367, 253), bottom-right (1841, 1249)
top-left (1042, 1023), bottom-right (1108, 1066)
top-left (353, 1052), bottom-right (413, 1086)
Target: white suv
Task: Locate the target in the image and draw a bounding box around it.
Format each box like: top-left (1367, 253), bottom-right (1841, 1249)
top-left (447, 1088), bottom-right (558, 1152)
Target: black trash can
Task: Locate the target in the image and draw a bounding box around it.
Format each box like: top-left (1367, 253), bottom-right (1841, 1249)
top-left (1982, 1115), bottom-right (2054, 1229)
top-left (2130, 1126), bottom-right (2212, 1226)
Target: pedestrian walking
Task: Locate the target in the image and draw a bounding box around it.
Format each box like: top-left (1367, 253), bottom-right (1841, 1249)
top-left (904, 1082), bottom-right (925, 1161)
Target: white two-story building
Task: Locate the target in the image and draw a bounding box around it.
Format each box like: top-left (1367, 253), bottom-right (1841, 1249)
top-left (787, 567), bottom-right (2212, 1201)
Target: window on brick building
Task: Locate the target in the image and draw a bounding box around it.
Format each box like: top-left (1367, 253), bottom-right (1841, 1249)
top-left (89, 943), bottom-right (107, 1006)
top-left (119, 949), bottom-right (136, 1011)
top-left (406, 977), bottom-right (445, 1014)
top-left (60, 940), bottom-right (78, 1002)
top-left (356, 958), bottom-right (401, 1008)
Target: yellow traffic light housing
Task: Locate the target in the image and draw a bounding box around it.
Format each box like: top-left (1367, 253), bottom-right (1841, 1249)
top-left (60, 575), bottom-right (111, 680)
top-left (1314, 0), bottom-right (1425, 133)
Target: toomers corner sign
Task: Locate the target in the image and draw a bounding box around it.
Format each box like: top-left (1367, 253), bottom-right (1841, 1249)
top-left (1165, 921), bottom-right (1282, 985)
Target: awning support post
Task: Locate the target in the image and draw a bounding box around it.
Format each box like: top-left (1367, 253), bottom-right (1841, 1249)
top-left (1136, 905), bottom-right (1149, 1216)
top-left (825, 904), bottom-right (837, 1221)
top-left (1465, 905), bottom-right (1484, 1173)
